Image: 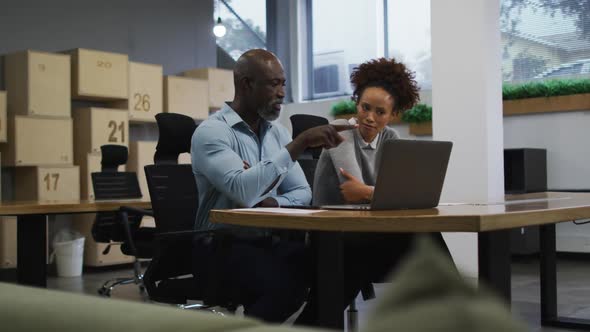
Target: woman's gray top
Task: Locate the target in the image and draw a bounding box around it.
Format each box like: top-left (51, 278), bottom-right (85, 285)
top-left (312, 118), bottom-right (399, 205)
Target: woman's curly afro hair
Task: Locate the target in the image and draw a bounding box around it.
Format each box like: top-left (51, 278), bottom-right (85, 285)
top-left (350, 57), bottom-right (419, 114)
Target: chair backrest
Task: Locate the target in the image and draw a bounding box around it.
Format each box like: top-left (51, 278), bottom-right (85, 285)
top-left (298, 158), bottom-right (319, 190)
top-left (290, 114), bottom-right (328, 159)
top-left (146, 113), bottom-right (199, 233)
top-left (92, 145), bottom-right (142, 200)
top-left (100, 145), bottom-right (128, 172)
top-left (91, 145), bottom-right (143, 243)
top-left (154, 113), bottom-right (197, 164)
top-left (144, 164), bottom-right (198, 233)
top-left (91, 173), bottom-right (142, 200)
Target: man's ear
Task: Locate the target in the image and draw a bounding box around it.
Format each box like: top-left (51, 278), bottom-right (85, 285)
top-left (239, 77), bottom-right (253, 91)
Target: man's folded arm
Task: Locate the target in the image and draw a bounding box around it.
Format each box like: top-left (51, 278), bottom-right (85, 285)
top-left (193, 125), bottom-right (294, 207)
top-left (274, 161), bottom-right (312, 207)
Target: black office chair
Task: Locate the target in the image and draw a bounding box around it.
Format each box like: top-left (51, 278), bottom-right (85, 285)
top-left (290, 114), bottom-right (327, 190)
top-left (290, 114), bottom-right (328, 159)
top-left (91, 144), bottom-right (155, 297)
top-left (142, 113), bottom-right (236, 310)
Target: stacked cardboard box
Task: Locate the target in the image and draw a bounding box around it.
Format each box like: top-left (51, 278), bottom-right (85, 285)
top-left (0, 50), bottom-right (78, 268)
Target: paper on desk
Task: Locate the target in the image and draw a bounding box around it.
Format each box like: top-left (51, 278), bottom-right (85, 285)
top-left (233, 207), bottom-right (326, 214)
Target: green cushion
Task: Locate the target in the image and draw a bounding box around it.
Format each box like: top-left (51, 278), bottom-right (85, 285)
top-left (363, 235), bottom-right (527, 332)
top-left (0, 282), bottom-right (321, 332)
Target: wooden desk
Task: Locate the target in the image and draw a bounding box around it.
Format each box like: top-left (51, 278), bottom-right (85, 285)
top-left (0, 199), bottom-right (151, 288)
top-left (210, 192), bottom-right (590, 330)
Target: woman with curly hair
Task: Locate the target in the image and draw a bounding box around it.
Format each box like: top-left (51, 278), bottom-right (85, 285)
top-left (297, 57), bottom-right (450, 327)
top-left (313, 57), bottom-right (420, 205)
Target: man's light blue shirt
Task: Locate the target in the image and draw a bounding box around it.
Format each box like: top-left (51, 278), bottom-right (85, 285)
top-left (191, 103), bottom-right (312, 231)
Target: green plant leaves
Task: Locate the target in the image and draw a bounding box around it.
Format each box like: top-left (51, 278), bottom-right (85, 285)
top-left (401, 104), bottom-right (432, 123)
top-left (330, 99), bottom-right (357, 116)
top-left (502, 79), bottom-right (590, 100)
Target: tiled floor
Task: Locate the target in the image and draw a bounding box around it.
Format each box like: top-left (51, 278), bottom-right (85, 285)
top-left (510, 256), bottom-right (590, 332)
top-left (44, 255), bottom-right (590, 331)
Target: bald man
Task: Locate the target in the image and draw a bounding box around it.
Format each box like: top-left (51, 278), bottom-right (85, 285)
top-left (190, 49), bottom-right (354, 322)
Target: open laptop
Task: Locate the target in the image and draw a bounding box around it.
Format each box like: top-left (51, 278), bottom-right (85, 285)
top-left (321, 139), bottom-right (453, 210)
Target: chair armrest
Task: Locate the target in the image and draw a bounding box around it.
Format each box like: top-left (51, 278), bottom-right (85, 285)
top-left (116, 207), bottom-right (153, 257)
top-left (119, 205), bottom-right (154, 217)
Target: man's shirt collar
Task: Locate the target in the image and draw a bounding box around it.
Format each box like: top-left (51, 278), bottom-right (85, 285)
top-left (220, 103), bottom-right (273, 132)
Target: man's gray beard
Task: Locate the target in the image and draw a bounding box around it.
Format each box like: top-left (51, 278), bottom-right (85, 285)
top-left (257, 107), bottom-right (280, 121)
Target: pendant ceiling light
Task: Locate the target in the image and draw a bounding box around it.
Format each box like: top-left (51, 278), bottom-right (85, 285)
top-left (213, 0), bottom-right (227, 38)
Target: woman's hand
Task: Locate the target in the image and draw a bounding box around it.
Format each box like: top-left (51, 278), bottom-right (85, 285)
top-left (339, 168), bottom-right (374, 203)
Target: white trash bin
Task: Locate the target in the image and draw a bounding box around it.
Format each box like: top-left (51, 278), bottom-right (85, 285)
top-left (51, 230), bottom-right (85, 277)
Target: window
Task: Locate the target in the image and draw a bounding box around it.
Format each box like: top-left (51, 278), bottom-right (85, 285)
top-left (386, 0), bottom-right (432, 90)
top-left (215, 0), bottom-right (267, 60)
top-left (501, 0), bottom-right (590, 82)
top-left (303, 0), bottom-right (384, 100)
top-left (313, 64), bottom-right (339, 94)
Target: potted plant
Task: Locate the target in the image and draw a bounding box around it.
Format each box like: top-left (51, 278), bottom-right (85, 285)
top-left (402, 103), bottom-right (433, 136)
top-left (502, 78), bottom-right (590, 115)
top-left (330, 99), bottom-right (357, 120)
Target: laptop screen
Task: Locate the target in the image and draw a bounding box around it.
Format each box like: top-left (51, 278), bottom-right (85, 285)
top-left (322, 139), bottom-right (452, 210)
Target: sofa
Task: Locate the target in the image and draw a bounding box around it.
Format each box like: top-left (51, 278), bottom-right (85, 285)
top-left (0, 236), bottom-right (526, 332)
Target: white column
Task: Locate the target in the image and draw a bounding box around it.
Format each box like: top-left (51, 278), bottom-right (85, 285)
top-left (431, 0), bottom-right (505, 278)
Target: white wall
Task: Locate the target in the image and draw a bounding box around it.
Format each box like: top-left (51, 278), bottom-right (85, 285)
top-left (504, 109), bottom-right (590, 252)
top-left (504, 110), bottom-right (590, 189)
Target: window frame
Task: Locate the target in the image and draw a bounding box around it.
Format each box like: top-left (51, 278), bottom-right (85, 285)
top-left (296, 0), bottom-right (389, 102)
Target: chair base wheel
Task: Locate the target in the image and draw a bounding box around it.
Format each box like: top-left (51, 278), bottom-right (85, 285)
top-left (98, 287), bottom-right (112, 297)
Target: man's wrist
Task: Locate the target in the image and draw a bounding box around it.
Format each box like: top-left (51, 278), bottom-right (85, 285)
top-left (286, 136), bottom-right (307, 161)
